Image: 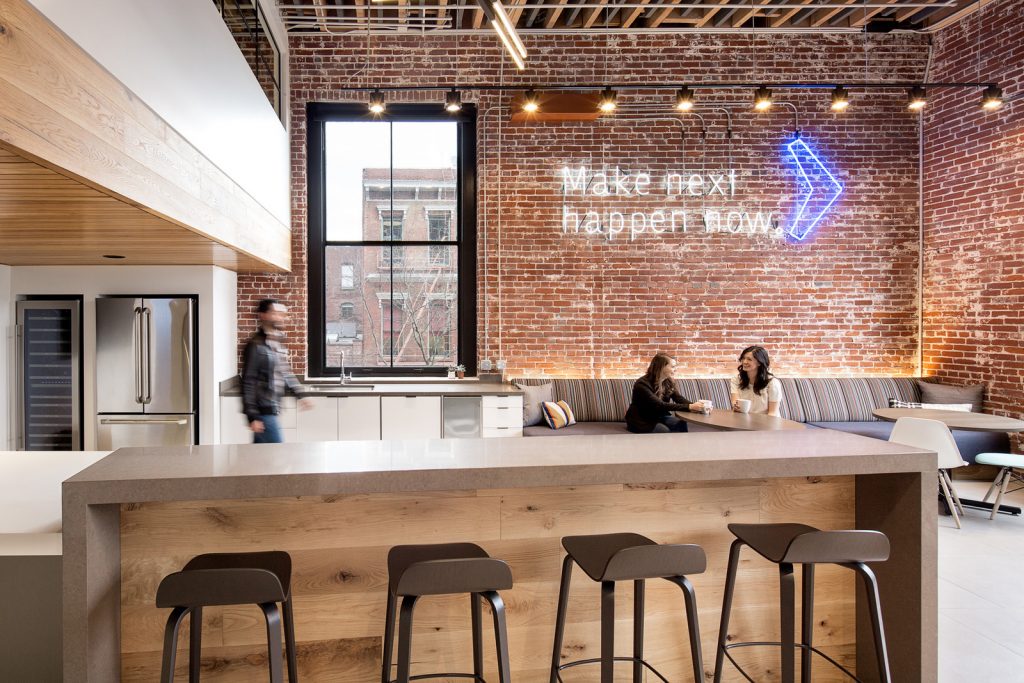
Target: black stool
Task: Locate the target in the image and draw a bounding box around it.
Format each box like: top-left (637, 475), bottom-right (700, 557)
top-left (381, 542), bottom-right (514, 683)
top-left (155, 551), bottom-right (297, 683)
top-left (549, 532), bottom-right (707, 683)
top-left (713, 523), bottom-right (891, 683)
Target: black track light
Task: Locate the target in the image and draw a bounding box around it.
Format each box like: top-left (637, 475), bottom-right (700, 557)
top-left (368, 89), bottom-right (386, 115)
top-left (981, 85), bottom-right (1003, 111)
top-left (598, 87), bottom-right (617, 113)
top-left (830, 86), bottom-right (850, 112)
top-left (445, 89), bottom-right (462, 113)
top-left (907, 86), bottom-right (927, 111)
top-left (522, 88), bottom-right (540, 113)
top-left (753, 86), bottom-right (773, 111)
top-left (675, 86), bottom-right (695, 112)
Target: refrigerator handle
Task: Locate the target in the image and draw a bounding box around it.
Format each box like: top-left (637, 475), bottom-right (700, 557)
top-left (143, 307), bottom-right (153, 405)
top-left (133, 306), bottom-right (143, 404)
top-left (15, 323), bottom-right (23, 450)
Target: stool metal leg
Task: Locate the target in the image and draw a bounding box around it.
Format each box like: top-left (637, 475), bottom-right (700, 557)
top-left (801, 564), bottom-right (815, 682)
top-left (471, 593), bottom-right (484, 681)
top-left (668, 575), bottom-right (704, 683)
top-left (482, 591), bottom-right (512, 683)
top-left (283, 597), bottom-right (299, 683)
top-left (848, 563), bottom-right (891, 683)
top-left (601, 581), bottom-right (615, 683)
top-left (549, 555), bottom-right (573, 683)
top-left (259, 602), bottom-right (284, 683)
top-left (992, 468), bottom-right (1012, 520)
top-left (780, 562), bottom-right (796, 683)
top-left (396, 595), bottom-right (419, 683)
top-left (381, 592), bottom-right (397, 683)
top-left (714, 539), bottom-right (743, 683)
top-left (160, 606), bottom-right (190, 683)
top-left (633, 580), bottom-right (644, 683)
top-left (189, 606), bottom-right (202, 683)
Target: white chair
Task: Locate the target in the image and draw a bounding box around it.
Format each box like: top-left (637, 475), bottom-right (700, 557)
top-left (888, 417), bottom-right (968, 529)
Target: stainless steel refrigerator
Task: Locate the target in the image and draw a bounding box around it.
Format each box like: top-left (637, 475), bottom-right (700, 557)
top-left (95, 297), bottom-right (197, 449)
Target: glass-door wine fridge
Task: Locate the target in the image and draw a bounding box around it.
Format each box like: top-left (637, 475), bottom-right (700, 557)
top-left (16, 299), bottom-right (82, 450)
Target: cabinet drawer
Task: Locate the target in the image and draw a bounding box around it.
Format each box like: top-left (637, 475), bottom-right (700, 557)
top-left (482, 394), bottom-right (522, 410)
top-left (381, 396), bottom-right (442, 440)
top-left (483, 426), bottom-right (522, 438)
top-left (482, 406), bottom-right (522, 429)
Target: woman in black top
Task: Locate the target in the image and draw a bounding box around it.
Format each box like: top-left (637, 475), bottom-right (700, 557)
top-left (625, 353), bottom-right (706, 433)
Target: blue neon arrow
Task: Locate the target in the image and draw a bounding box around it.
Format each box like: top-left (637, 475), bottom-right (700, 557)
top-left (785, 137), bottom-right (843, 240)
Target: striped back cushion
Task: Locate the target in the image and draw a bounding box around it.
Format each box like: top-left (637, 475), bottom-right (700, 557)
top-left (775, 378), bottom-right (804, 422)
top-left (795, 378), bottom-right (922, 422)
top-left (510, 378), bottom-right (633, 422)
top-left (676, 379), bottom-right (732, 408)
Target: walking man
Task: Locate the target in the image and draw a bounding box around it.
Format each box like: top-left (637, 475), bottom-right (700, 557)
top-left (241, 298), bottom-right (310, 443)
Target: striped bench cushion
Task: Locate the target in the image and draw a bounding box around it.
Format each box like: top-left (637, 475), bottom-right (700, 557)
top-left (795, 378), bottom-right (921, 422)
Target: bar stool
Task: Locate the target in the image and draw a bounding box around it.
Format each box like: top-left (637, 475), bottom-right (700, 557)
top-left (549, 532), bottom-right (707, 683)
top-left (155, 551), bottom-right (297, 683)
top-left (713, 523), bottom-right (891, 683)
top-left (381, 542), bottom-right (514, 683)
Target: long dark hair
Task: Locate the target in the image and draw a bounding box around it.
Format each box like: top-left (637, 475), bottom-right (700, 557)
top-left (643, 353), bottom-right (677, 398)
top-left (737, 345), bottom-right (774, 395)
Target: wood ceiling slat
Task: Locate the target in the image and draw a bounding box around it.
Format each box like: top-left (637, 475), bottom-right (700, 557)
top-left (619, 0), bottom-right (652, 27)
top-left (731, 0), bottom-right (776, 26)
top-left (809, 0), bottom-right (859, 26)
top-left (648, 0), bottom-right (681, 27)
top-left (769, 0), bottom-right (816, 26)
top-left (544, 0), bottom-right (571, 27)
top-left (695, 0), bottom-right (734, 27)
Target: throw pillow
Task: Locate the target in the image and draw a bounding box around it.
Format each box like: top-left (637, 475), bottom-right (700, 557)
top-left (541, 400), bottom-right (577, 429)
top-left (916, 380), bottom-right (984, 412)
top-left (889, 399), bottom-right (971, 412)
top-left (516, 382), bottom-right (554, 427)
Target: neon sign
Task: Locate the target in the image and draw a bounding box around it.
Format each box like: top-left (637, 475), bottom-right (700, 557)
top-left (784, 138), bottom-right (843, 240)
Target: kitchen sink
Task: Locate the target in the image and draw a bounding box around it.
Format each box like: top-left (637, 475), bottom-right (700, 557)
top-left (303, 384), bottom-right (376, 393)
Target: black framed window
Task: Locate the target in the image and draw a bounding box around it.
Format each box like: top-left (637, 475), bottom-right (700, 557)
top-left (307, 103), bottom-right (477, 377)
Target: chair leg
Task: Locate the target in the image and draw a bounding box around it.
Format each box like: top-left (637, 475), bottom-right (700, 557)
top-left (982, 468), bottom-right (1005, 503)
top-left (714, 540), bottom-right (743, 683)
top-left (801, 565), bottom-right (815, 683)
top-left (938, 472), bottom-right (962, 529)
top-left (189, 606), bottom-right (202, 683)
top-left (944, 470), bottom-right (965, 515)
top-left (160, 606), bottom-right (190, 683)
top-left (991, 467), bottom-right (1012, 520)
top-left (483, 591), bottom-right (512, 683)
top-left (780, 562), bottom-right (796, 683)
top-left (549, 555), bottom-right (573, 683)
top-left (381, 592), bottom-right (397, 683)
top-left (601, 581), bottom-right (615, 683)
top-left (471, 593), bottom-right (484, 681)
top-left (633, 580), bottom-right (644, 683)
top-left (669, 575), bottom-right (704, 683)
top-left (259, 602), bottom-right (284, 683)
top-left (850, 563), bottom-right (891, 683)
top-left (395, 596), bottom-right (419, 683)
top-left (283, 597), bottom-right (299, 683)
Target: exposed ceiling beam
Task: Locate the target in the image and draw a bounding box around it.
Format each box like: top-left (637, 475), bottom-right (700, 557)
top-left (769, 0), bottom-right (815, 26)
top-left (695, 0), bottom-right (734, 27)
top-left (647, 0), bottom-right (679, 27)
top-left (619, 0), bottom-right (650, 27)
top-left (925, 0), bottom-right (990, 31)
top-left (582, 0), bottom-right (612, 27)
top-left (848, 0), bottom-right (900, 26)
top-left (544, 0), bottom-right (570, 26)
top-left (809, 0), bottom-right (858, 26)
top-left (731, 0), bottom-right (775, 26)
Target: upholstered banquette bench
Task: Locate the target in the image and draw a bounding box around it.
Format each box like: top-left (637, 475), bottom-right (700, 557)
top-left (510, 377), bottom-right (1008, 464)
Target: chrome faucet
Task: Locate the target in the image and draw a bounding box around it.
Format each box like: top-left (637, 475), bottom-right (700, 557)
top-left (339, 351), bottom-right (347, 384)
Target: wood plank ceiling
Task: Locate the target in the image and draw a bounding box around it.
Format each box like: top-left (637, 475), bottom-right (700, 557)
top-left (276, 0), bottom-right (979, 33)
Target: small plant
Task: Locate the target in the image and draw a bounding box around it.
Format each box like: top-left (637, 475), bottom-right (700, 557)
top-left (455, 363), bottom-right (466, 378)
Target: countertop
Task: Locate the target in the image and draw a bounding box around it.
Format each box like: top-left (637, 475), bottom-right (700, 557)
top-left (63, 430), bottom-right (934, 504)
top-left (218, 376), bottom-right (523, 397)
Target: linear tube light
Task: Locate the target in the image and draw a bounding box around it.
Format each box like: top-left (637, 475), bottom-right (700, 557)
top-left (492, 1), bottom-right (527, 60)
top-left (478, 0), bottom-right (526, 70)
top-left (490, 19), bottom-right (525, 70)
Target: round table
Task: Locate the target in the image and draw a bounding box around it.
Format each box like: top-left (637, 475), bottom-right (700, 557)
top-left (674, 408), bottom-right (806, 431)
top-left (871, 408), bottom-right (1024, 433)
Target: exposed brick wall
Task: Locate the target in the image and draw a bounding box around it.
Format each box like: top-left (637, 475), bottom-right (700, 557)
top-left (239, 31), bottom-right (931, 379)
top-left (922, 0), bottom-right (1024, 433)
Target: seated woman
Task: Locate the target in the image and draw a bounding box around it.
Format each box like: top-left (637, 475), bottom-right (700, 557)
top-left (730, 345), bottom-right (782, 416)
top-left (625, 353), bottom-right (707, 433)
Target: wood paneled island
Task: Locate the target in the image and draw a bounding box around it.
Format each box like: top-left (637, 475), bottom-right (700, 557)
top-left (62, 430), bottom-right (936, 682)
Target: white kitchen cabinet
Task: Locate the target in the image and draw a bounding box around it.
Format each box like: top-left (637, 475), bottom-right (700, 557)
top-left (337, 396), bottom-right (382, 440)
top-left (219, 396), bottom-right (252, 444)
top-left (482, 394), bottom-right (524, 437)
top-left (295, 397), bottom-right (339, 442)
top-left (381, 396), bottom-right (442, 440)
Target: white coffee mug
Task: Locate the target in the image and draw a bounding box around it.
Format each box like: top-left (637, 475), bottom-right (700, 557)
top-left (736, 399), bottom-right (752, 414)
top-left (702, 400), bottom-right (714, 415)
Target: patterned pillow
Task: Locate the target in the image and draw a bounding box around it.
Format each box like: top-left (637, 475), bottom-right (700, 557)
top-left (541, 400), bottom-right (577, 429)
top-left (889, 399), bottom-right (972, 412)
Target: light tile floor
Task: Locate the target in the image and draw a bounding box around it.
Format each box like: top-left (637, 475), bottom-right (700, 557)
top-left (939, 479), bottom-right (1024, 683)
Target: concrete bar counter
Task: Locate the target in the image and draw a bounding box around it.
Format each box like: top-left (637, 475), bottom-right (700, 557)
top-left (62, 430), bottom-right (936, 682)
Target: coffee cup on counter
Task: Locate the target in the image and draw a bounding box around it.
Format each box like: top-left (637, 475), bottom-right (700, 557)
top-left (736, 399), bottom-right (752, 414)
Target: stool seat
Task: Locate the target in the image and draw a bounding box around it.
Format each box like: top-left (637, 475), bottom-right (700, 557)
top-left (156, 567), bottom-right (286, 608)
top-left (388, 542), bottom-right (512, 596)
top-left (728, 523), bottom-right (891, 564)
top-left (562, 532), bottom-right (706, 581)
top-left (976, 452), bottom-right (1024, 468)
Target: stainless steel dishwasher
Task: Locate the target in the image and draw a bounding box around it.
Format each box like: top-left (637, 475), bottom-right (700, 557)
top-left (442, 396), bottom-right (481, 438)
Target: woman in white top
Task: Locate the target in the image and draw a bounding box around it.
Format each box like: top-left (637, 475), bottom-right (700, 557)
top-left (729, 345), bottom-right (782, 416)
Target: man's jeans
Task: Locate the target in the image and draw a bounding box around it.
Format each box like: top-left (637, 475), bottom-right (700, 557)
top-left (253, 413), bottom-right (284, 444)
